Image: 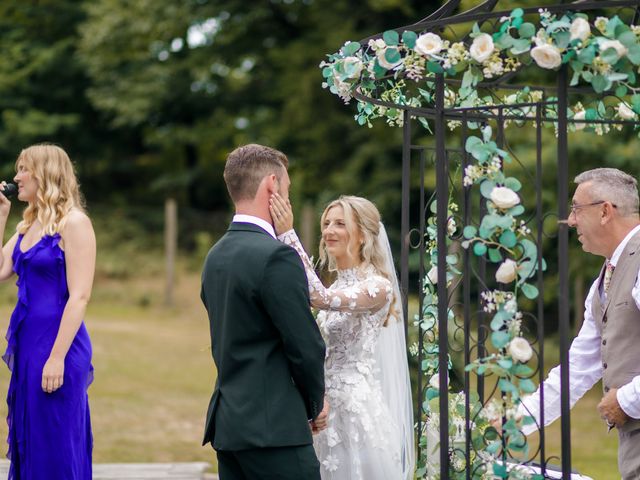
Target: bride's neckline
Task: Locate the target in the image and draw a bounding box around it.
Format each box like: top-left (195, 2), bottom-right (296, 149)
top-left (336, 263), bottom-right (374, 279)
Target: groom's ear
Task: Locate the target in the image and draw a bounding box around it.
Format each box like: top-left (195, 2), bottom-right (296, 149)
top-left (265, 174), bottom-right (279, 195)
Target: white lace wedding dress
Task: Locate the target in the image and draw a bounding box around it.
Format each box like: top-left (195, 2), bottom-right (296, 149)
top-left (279, 231), bottom-right (405, 480)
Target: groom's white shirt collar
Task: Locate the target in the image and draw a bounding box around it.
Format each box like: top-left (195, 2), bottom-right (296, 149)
top-left (232, 214), bottom-right (276, 239)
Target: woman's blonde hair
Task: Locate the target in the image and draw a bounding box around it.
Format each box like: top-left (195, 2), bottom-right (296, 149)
top-left (319, 196), bottom-right (397, 323)
top-left (15, 144), bottom-right (85, 236)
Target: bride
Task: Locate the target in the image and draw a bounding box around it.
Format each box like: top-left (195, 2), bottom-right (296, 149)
top-left (270, 194), bottom-right (414, 480)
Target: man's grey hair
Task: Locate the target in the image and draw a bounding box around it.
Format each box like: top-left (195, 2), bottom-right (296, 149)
top-left (575, 168), bottom-right (639, 216)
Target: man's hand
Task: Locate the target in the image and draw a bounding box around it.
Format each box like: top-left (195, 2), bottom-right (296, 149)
top-left (311, 398), bottom-right (330, 434)
top-left (597, 388), bottom-right (629, 429)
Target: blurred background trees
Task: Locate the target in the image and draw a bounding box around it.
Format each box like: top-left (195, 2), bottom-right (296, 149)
top-left (0, 0), bottom-right (638, 324)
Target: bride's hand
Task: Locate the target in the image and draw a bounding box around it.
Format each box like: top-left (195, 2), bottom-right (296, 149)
top-left (269, 193), bottom-right (294, 235)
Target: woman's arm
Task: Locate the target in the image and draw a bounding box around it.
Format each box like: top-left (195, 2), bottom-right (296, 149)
top-left (42, 210), bottom-right (96, 393)
top-left (270, 194), bottom-right (391, 313)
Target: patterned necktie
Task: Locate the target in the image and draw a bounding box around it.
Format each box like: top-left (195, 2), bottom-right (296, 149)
top-left (603, 261), bottom-right (615, 294)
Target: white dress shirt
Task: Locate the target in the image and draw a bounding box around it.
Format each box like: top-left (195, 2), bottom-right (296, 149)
top-left (520, 224), bottom-right (640, 435)
top-left (232, 214), bottom-right (276, 239)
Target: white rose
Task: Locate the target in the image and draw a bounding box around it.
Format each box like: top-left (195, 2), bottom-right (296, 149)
top-left (530, 44), bottom-right (562, 69)
top-left (495, 259), bottom-right (518, 284)
top-left (376, 48), bottom-right (402, 70)
top-left (573, 110), bottom-right (586, 130)
top-left (427, 266), bottom-right (438, 285)
top-left (470, 33), bottom-right (495, 63)
top-left (618, 102), bottom-right (636, 120)
top-left (490, 186), bottom-right (520, 209)
top-left (600, 39), bottom-right (628, 58)
top-left (415, 32), bottom-right (443, 57)
top-left (570, 18), bottom-right (591, 42)
top-left (508, 337), bottom-right (533, 363)
top-left (429, 373), bottom-right (449, 390)
top-left (341, 56), bottom-right (363, 79)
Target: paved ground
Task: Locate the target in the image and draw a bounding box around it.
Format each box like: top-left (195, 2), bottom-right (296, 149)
top-left (0, 460), bottom-right (217, 479)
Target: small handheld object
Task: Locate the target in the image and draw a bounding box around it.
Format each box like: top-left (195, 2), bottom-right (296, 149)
top-left (0, 183), bottom-right (17, 199)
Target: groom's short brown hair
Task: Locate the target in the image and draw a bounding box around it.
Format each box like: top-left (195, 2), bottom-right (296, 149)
top-left (223, 144), bottom-right (289, 202)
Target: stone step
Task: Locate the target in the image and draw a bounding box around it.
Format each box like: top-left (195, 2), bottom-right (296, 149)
top-left (0, 460), bottom-right (217, 479)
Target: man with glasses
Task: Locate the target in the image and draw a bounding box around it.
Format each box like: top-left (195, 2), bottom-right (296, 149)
top-left (521, 168), bottom-right (640, 479)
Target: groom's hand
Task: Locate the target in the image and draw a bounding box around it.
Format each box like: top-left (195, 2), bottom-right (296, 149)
top-left (310, 398), bottom-right (330, 434)
top-left (598, 388), bottom-right (629, 429)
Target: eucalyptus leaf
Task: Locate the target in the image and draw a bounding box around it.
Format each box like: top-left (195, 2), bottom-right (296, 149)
top-left (504, 177), bottom-right (522, 192)
top-left (498, 358), bottom-right (513, 369)
top-left (577, 46), bottom-right (596, 64)
top-left (509, 205), bottom-right (525, 216)
top-left (601, 47), bottom-right (621, 65)
top-left (480, 180), bottom-right (496, 199)
top-left (473, 242), bottom-right (488, 256)
top-left (554, 31), bottom-right (571, 50)
top-left (520, 378), bottom-right (536, 392)
top-left (499, 230), bottom-right (517, 248)
top-left (401, 30), bottom-right (417, 49)
top-left (492, 331), bottom-right (511, 349)
top-left (382, 30), bottom-right (399, 46)
top-left (616, 85), bottom-right (629, 97)
top-left (521, 282), bottom-right (539, 299)
top-left (488, 248), bottom-right (503, 263)
top-left (490, 315), bottom-right (506, 331)
top-left (518, 22), bottom-right (535, 39)
top-left (463, 225), bottom-right (477, 239)
top-left (592, 74), bottom-right (609, 93)
top-left (618, 30), bottom-right (637, 48)
top-left (627, 44), bottom-right (640, 65)
top-left (465, 135), bottom-right (482, 152)
top-left (427, 61), bottom-right (444, 74)
top-left (384, 48), bottom-right (401, 64)
top-left (342, 42), bottom-right (361, 56)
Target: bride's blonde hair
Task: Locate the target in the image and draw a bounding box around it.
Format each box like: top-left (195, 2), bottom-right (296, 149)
top-left (15, 144), bottom-right (85, 236)
top-left (319, 196), bottom-right (397, 324)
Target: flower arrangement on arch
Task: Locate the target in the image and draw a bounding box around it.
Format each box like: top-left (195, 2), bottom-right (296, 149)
top-left (321, 8), bottom-right (640, 133)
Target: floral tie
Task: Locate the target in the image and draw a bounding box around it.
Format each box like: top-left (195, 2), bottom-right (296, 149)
top-left (603, 261), bottom-right (615, 295)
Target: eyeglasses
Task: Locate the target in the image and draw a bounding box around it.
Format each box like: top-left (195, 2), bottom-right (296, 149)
top-left (569, 200), bottom-right (617, 215)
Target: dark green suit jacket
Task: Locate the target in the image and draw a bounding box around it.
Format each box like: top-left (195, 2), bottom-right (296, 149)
top-left (201, 222), bottom-right (326, 451)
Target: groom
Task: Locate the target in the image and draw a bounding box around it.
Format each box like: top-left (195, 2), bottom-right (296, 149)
top-left (201, 144), bottom-right (327, 479)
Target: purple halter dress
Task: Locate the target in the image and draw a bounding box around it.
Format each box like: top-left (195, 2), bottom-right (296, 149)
top-left (3, 233), bottom-right (93, 479)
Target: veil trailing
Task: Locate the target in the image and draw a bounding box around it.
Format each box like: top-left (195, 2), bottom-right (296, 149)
top-left (374, 222), bottom-right (415, 479)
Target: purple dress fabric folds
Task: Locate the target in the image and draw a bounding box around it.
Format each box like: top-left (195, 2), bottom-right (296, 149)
top-left (3, 234), bottom-right (93, 479)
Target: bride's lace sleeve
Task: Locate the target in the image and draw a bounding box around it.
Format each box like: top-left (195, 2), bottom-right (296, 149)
top-left (278, 229), bottom-right (392, 313)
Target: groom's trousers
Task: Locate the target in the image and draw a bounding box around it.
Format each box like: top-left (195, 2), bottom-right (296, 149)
top-left (618, 428), bottom-right (640, 479)
top-left (216, 445), bottom-right (321, 480)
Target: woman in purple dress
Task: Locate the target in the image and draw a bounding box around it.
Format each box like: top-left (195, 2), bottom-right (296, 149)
top-left (0, 144), bottom-right (95, 479)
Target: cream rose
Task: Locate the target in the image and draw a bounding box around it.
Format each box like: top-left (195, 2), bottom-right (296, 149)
top-left (429, 373), bottom-right (449, 390)
top-left (341, 56), bottom-right (363, 79)
top-left (618, 102), bottom-right (636, 120)
top-left (427, 266), bottom-right (438, 285)
top-left (415, 32), bottom-right (443, 57)
top-left (573, 110), bottom-right (586, 130)
top-left (508, 337), bottom-right (533, 363)
top-left (530, 44), bottom-right (562, 69)
top-left (600, 39), bottom-right (628, 58)
top-left (470, 33), bottom-right (494, 63)
top-left (495, 259), bottom-right (518, 284)
top-left (490, 186), bottom-right (520, 209)
top-left (570, 18), bottom-right (591, 42)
